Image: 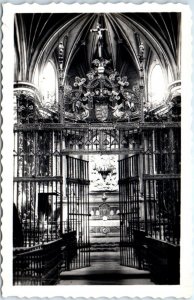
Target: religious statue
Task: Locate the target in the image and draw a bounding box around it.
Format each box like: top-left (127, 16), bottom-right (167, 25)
top-left (111, 102), bottom-right (125, 119)
top-left (63, 23), bottom-right (136, 124)
top-left (90, 23), bottom-right (107, 58)
top-left (139, 42), bottom-right (145, 57)
top-left (80, 103), bottom-right (90, 120)
top-left (74, 101), bottom-right (90, 121)
top-left (124, 96), bottom-right (136, 112)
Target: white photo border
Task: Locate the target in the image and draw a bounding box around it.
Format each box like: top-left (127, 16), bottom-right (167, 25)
top-left (1, 2), bottom-right (193, 298)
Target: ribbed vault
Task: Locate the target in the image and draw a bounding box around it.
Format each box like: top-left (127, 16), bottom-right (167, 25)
top-left (14, 12), bottom-right (181, 83)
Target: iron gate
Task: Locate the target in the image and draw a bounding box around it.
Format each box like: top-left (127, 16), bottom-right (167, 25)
top-left (142, 128), bottom-right (181, 245)
top-left (119, 155), bottom-right (141, 268)
top-left (66, 156), bottom-right (90, 270)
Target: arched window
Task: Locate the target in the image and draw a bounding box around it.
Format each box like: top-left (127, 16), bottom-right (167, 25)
top-left (40, 61), bottom-right (57, 106)
top-left (149, 64), bottom-right (165, 106)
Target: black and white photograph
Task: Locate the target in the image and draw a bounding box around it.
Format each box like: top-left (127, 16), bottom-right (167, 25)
top-left (1, 2), bottom-right (192, 298)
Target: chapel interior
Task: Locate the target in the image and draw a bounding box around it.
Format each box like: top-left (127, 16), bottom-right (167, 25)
top-left (13, 12), bottom-right (181, 285)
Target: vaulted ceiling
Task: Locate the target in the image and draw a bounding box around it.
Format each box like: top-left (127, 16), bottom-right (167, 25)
top-left (14, 12), bottom-right (181, 83)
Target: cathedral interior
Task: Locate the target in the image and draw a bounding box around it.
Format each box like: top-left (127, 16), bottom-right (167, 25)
top-left (13, 12), bottom-right (181, 285)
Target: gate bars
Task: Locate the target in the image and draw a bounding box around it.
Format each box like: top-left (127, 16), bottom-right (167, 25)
top-left (143, 128), bottom-right (180, 245)
top-left (119, 127), bottom-right (180, 268)
top-left (66, 156), bottom-right (90, 269)
top-left (13, 125), bottom-right (180, 270)
top-left (13, 179), bottom-right (62, 247)
top-left (119, 155), bottom-right (140, 268)
top-left (13, 130), bottom-right (63, 247)
top-left (143, 177), bottom-right (180, 244)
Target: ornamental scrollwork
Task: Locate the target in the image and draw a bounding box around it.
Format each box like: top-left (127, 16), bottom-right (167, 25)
top-left (63, 58), bottom-right (141, 123)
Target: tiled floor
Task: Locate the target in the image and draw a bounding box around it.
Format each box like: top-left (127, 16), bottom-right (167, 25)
top-left (59, 251), bottom-right (154, 285)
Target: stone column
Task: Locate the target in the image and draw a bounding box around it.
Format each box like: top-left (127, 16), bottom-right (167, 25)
top-left (138, 131), bottom-right (145, 226)
top-left (61, 137), bottom-right (68, 233)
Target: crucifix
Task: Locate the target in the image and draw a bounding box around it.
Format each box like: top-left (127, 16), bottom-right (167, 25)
top-left (90, 23), bottom-right (107, 58)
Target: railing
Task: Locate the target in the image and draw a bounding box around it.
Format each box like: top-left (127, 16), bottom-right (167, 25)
top-left (13, 231), bottom-right (78, 285)
top-left (22, 221), bottom-right (61, 247)
top-left (13, 238), bottom-right (62, 285)
top-left (133, 229), bottom-right (180, 283)
top-left (61, 231), bottom-right (77, 271)
top-left (145, 236), bottom-right (180, 284)
top-left (61, 231), bottom-right (90, 271)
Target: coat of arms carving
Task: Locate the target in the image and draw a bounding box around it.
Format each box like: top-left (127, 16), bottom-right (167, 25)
top-left (95, 103), bottom-right (109, 122)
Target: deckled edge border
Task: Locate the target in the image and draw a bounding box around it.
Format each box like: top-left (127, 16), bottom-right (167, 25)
top-left (0, 1), bottom-right (193, 300)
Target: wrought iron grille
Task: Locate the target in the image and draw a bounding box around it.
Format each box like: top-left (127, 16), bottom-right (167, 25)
top-left (62, 127), bottom-right (140, 154)
top-left (13, 124), bottom-right (181, 271)
top-left (13, 239), bottom-right (62, 285)
top-left (143, 128), bottom-right (181, 175)
top-left (142, 128), bottom-right (180, 245)
top-left (66, 156), bottom-right (90, 270)
top-left (143, 177), bottom-right (180, 244)
top-left (118, 127), bottom-right (180, 269)
top-left (119, 155), bottom-right (141, 268)
top-left (13, 130), bottom-right (63, 247)
top-left (13, 180), bottom-right (62, 247)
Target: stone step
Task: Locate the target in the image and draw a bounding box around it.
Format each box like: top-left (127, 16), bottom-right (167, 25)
top-left (90, 242), bottom-right (120, 252)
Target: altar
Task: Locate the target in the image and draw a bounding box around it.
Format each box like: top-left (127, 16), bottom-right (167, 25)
top-left (89, 155), bottom-right (120, 246)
